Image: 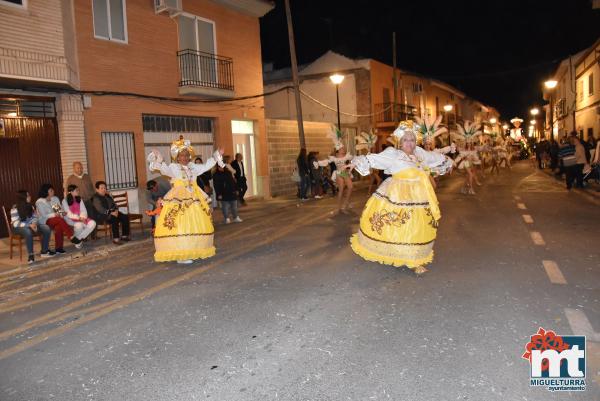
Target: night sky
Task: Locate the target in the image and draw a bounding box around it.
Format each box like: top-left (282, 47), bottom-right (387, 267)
top-left (260, 0), bottom-right (600, 121)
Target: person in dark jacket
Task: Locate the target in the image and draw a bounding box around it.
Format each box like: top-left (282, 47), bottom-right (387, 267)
top-left (91, 181), bottom-right (130, 244)
top-left (230, 153), bottom-right (248, 205)
top-left (213, 165), bottom-right (242, 224)
top-left (297, 148), bottom-right (310, 200)
top-left (307, 151), bottom-right (323, 199)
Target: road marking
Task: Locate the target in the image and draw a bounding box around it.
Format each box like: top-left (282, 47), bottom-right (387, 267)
top-left (522, 214), bottom-right (534, 224)
top-left (0, 208), bottom-right (337, 360)
top-left (514, 195), bottom-right (521, 201)
top-left (564, 308), bottom-right (600, 342)
top-left (517, 203), bottom-right (527, 210)
top-left (542, 260), bottom-right (567, 284)
top-left (529, 231), bottom-right (546, 246)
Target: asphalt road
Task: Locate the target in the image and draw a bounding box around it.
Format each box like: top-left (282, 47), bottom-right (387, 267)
top-left (0, 162), bottom-right (598, 401)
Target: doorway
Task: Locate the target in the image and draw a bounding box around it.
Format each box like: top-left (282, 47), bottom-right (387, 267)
top-left (231, 120), bottom-right (257, 198)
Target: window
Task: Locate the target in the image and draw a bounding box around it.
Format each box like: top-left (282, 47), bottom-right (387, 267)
top-left (92, 0), bottom-right (127, 42)
top-left (588, 128), bottom-right (594, 140)
top-left (577, 80), bottom-right (583, 102)
top-left (589, 73), bottom-right (594, 96)
top-left (142, 114), bottom-right (213, 133)
top-left (101, 132), bottom-right (137, 190)
top-left (0, 0), bottom-right (26, 8)
top-left (412, 83), bottom-right (423, 93)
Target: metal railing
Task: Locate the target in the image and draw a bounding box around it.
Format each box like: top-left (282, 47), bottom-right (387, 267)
top-left (374, 103), bottom-right (418, 123)
top-left (177, 49), bottom-right (234, 91)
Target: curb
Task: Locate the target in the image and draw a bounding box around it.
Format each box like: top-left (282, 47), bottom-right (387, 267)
top-left (21, 237), bottom-right (153, 270)
top-left (540, 168), bottom-right (600, 204)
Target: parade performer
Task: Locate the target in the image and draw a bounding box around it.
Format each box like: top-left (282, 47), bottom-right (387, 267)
top-left (350, 120), bottom-right (453, 275)
top-left (147, 136), bottom-right (224, 264)
top-left (356, 129), bottom-right (382, 194)
top-left (455, 121), bottom-right (483, 195)
top-left (314, 126), bottom-right (354, 213)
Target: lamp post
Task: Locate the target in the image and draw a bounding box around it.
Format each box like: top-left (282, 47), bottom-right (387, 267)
top-left (544, 80), bottom-right (558, 140)
top-left (330, 73), bottom-right (345, 130)
top-left (443, 104), bottom-right (453, 146)
top-left (530, 107), bottom-right (540, 139)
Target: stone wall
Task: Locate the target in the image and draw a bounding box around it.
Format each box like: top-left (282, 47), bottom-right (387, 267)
top-left (266, 119), bottom-right (335, 197)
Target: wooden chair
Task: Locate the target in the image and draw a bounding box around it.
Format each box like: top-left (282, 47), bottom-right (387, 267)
top-left (94, 192), bottom-right (144, 242)
top-left (2, 205), bottom-right (42, 261)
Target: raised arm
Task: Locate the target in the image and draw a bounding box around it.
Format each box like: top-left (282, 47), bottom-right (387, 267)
top-left (352, 147), bottom-right (397, 176)
top-left (147, 151), bottom-right (178, 178)
top-left (189, 150), bottom-right (224, 177)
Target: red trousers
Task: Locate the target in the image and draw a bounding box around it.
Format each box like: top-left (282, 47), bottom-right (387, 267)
top-left (45, 216), bottom-right (74, 249)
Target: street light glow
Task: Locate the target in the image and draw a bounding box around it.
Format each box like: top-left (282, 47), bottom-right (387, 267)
top-left (544, 80), bottom-right (558, 89)
top-left (329, 73), bottom-right (345, 85)
top-left (490, 118), bottom-right (497, 124)
top-left (530, 119), bottom-right (536, 125)
top-left (530, 108), bottom-right (539, 116)
top-left (502, 124), bottom-right (508, 130)
top-left (443, 104), bottom-right (453, 112)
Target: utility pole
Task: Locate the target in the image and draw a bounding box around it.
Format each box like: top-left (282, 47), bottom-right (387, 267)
top-left (284, 0), bottom-right (306, 148)
top-left (392, 32), bottom-right (398, 124)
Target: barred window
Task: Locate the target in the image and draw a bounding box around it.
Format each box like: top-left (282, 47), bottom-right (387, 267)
top-left (101, 131), bottom-right (138, 190)
top-left (142, 114), bottom-right (213, 133)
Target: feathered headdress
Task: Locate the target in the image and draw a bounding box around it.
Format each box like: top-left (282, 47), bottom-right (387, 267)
top-left (415, 115), bottom-right (448, 144)
top-left (170, 135), bottom-right (195, 160)
top-left (327, 124), bottom-right (345, 150)
top-left (456, 121), bottom-right (482, 143)
top-left (355, 128), bottom-right (377, 152)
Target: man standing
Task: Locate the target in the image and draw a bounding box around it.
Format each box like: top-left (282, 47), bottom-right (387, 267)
top-left (65, 162), bottom-right (95, 202)
top-left (230, 153), bottom-right (248, 206)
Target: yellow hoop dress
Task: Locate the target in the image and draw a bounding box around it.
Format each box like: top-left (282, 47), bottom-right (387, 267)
top-left (149, 154), bottom-right (220, 262)
top-left (351, 147), bottom-right (452, 270)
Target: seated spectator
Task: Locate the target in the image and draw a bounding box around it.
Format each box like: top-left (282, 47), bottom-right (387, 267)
top-left (213, 164), bottom-right (242, 224)
top-left (63, 185), bottom-right (97, 243)
top-left (11, 190), bottom-right (53, 263)
top-left (91, 181), bottom-right (130, 245)
top-left (35, 183), bottom-right (81, 253)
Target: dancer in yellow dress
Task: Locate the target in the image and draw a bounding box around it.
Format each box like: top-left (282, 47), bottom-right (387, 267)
top-left (147, 137), bottom-right (224, 264)
top-left (350, 121), bottom-right (453, 275)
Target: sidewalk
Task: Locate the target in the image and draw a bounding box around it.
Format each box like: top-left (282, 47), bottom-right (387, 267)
top-left (0, 182), bottom-right (368, 271)
top-left (538, 165), bottom-right (600, 203)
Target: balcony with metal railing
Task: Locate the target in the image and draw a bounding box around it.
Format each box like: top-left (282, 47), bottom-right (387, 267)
top-left (374, 103), bottom-right (418, 125)
top-left (177, 49), bottom-right (234, 98)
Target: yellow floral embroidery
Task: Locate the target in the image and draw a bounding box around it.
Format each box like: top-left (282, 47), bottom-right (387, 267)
top-left (369, 209), bottom-right (412, 235)
top-left (424, 207), bottom-right (439, 229)
top-left (162, 203), bottom-right (190, 230)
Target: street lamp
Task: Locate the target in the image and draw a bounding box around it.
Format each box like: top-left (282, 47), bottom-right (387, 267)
top-left (443, 104), bottom-right (453, 135)
top-left (544, 80), bottom-right (558, 140)
top-left (530, 108), bottom-right (539, 116)
top-left (489, 117), bottom-right (497, 124)
top-left (330, 73), bottom-right (345, 130)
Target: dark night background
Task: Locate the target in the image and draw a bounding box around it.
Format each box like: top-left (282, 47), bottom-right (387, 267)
top-left (260, 0), bottom-right (600, 121)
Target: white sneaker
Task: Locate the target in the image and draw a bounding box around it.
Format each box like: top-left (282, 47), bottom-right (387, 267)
top-left (225, 218), bottom-right (231, 224)
top-left (233, 216), bottom-right (243, 223)
top-left (177, 259), bottom-right (193, 264)
top-left (315, 195), bottom-right (323, 199)
top-left (75, 242), bottom-right (83, 249)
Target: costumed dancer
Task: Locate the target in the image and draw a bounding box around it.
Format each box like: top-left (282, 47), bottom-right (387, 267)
top-left (415, 115), bottom-right (455, 188)
top-left (314, 125), bottom-right (354, 213)
top-left (147, 136), bottom-right (224, 264)
top-left (350, 120), bottom-right (453, 275)
top-left (355, 129), bottom-right (381, 194)
top-left (455, 121), bottom-right (483, 195)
